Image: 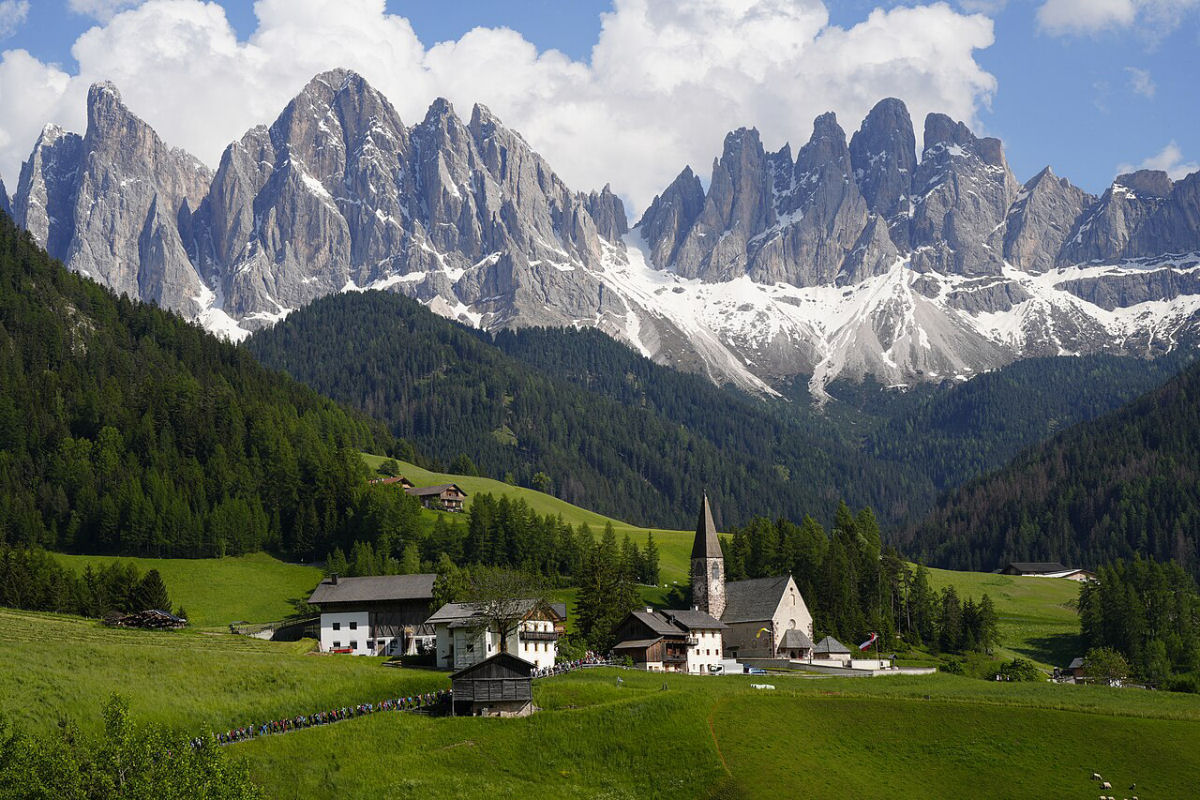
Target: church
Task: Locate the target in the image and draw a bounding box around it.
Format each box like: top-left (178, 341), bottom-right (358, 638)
top-left (691, 495), bottom-right (816, 661)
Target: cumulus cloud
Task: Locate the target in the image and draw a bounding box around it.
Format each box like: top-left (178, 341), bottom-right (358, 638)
top-left (0, 0), bottom-right (29, 39)
top-left (0, 0), bottom-right (999, 213)
top-left (1036, 0), bottom-right (1199, 36)
top-left (1117, 141), bottom-right (1199, 180)
top-left (1125, 66), bottom-right (1156, 97)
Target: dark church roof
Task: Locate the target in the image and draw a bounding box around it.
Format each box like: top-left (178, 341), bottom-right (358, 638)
top-left (691, 494), bottom-right (723, 559)
top-left (721, 575), bottom-right (792, 623)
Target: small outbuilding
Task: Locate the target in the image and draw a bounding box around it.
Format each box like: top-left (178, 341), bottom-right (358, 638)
top-left (812, 635), bottom-right (852, 666)
top-left (450, 652), bottom-right (534, 717)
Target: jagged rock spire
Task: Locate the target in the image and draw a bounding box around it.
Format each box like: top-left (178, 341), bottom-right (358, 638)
top-left (692, 493), bottom-right (722, 559)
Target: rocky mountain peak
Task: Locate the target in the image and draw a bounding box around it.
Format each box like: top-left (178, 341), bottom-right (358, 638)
top-left (1116, 169), bottom-right (1173, 198)
top-left (849, 98), bottom-right (917, 248)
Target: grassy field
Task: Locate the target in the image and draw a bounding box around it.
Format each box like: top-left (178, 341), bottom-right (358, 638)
top-left (3, 603), bottom-right (1196, 797)
top-left (924, 565), bottom-right (1081, 669)
top-left (0, 608), bottom-right (445, 736)
top-left (241, 667), bottom-right (1200, 799)
top-left (53, 552), bottom-right (324, 629)
top-left (362, 454), bottom-right (697, 584)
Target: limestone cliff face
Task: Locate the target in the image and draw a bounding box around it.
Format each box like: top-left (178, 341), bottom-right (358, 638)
top-left (11, 73), bottom-right (1200, 396)
top-left (12, 83), bottom-right (212, 316)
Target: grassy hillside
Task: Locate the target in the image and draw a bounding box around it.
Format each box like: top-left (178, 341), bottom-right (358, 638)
top-left (364, 454), bottom-right (697, 584)
top-left (0, 608), bottom-right (444, 736)
top-left (241, 668), bottom-right (1200, 799)
top-left (924, 566), bottom-right (1081, 669)
top-left (52, 552), bottom-right (323, 628)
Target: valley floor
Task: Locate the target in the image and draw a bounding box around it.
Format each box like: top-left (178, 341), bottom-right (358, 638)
top-left (3, 608), bottom-right (1197, 798)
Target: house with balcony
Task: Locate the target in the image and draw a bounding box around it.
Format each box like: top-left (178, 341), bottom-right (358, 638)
top-left (427, 599), bottom-right (566, 671)
top-left (611, 607), bottom-right (726, 673)
top-left (308, 573), bottom-right (437, 656)
top-left (405, 483), bottom-right (468, 512)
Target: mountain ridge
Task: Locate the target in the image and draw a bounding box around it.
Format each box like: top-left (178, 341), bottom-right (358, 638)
top-left (9, 68), bottom-right (1200, 397)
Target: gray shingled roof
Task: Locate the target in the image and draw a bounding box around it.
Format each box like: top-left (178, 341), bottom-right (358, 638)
top-left (426, 599), bottom-right (564, 627)
top-left (721, 575), bottom-right (791, 623)
top-left (779, 629), bottom-right (814, 650)
top-left (813, 635), bottom-right (850, 655)
top-left (308, 573), bottom-right (436, 605)
top-left (1068, 657), bottom-right (1085, 670)
top-left (663, 609), bottom-right (727, 630)
top-left (1006, 561), bottom-right (1068, 574)
top-left (691, 494), bottom-right (723, 559)
top-left (630, 609), bottom-right (685, 637)
top-left (613, 637), bottom-right (664, 650)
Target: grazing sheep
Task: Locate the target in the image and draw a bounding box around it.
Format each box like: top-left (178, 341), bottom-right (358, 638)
top-left (1102, 782), bottom-right (1112, 790)
top-left (1092, 773), bottom-right (1103, 781)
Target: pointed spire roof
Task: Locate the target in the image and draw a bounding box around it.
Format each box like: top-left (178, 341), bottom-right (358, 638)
top-left (691, 494), bottom-right (723, 559)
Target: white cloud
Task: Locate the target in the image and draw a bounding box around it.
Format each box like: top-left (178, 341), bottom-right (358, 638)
top-left (1117, 141), bottom-right (1199, 179)
top-left (0, 0), bottom-right (29, 39)
top-left (0, 0), bottom-right (998, 213)
top-left (1125, 66), bottom-right (1156, 97)
top-left (1036, 0), bottom-right (1199, 36)
top-left (68, 0), bottom-right (141, 22)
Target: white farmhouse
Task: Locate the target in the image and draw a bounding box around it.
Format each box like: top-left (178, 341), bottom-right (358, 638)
top-left (611, 607), bottom-right (727, 673)
top-left (308, 573), bottom-right (437, 656)
top-left (427, 600), bottom-right (566, 671)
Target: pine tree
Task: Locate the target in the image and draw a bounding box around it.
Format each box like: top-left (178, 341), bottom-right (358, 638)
top-left (134, 569), bottom-right (170, 612)
top-left (643, 532), bottom-right (661, 585)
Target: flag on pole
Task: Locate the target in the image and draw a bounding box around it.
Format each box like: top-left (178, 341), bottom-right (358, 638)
top-left (858, 632), bottom-right (878, 651)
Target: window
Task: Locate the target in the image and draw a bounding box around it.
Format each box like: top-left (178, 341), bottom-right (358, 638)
top-left (332, 641), bottom-right (341, 648)
top-left (711, 562), bottom-right (720, 580)
top-left (332, 622), bottom-right (340, 631)
top-left (349, 621), bottom-right (358, 630)
top-left (350, 641), bottom-right (358, 650)
top-left (367, 640), bottom-right (374, 649)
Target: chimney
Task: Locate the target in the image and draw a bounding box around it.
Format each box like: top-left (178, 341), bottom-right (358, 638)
top-left (645, 606), bottom-right (653, 614)
top-left (692, 604), bottom-right (699, 612)
top-left (331, 573), bottom-right (339, 585)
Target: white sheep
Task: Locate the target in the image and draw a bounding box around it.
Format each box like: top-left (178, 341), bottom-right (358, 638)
top-left (1102, 782), bottom-right (1112, 790)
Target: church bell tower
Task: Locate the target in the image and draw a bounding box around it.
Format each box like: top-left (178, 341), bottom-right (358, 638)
top-left (691, 494), bottom-right (725, 619)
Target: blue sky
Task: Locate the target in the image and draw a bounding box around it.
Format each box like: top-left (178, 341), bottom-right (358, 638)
top-left (1, 0), bottom-right (1197, 210)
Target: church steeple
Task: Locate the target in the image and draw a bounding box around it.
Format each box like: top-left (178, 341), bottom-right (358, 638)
top-left (691, 494), bottom-right (726, 619)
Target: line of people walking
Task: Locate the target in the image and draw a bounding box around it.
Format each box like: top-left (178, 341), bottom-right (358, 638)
top-left (212, 690), bottom-right (451, 745)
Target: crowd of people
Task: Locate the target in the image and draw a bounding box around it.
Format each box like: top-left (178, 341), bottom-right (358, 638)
top-left (212, 691), bottom-right (450, 745)
top-left (532, 652), bottom-right (611, 678)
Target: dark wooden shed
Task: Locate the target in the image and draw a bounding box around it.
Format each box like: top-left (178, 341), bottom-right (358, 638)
top-left (450, 652), bottom-right (535, 717)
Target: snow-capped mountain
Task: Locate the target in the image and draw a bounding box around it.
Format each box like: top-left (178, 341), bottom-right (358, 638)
top-left (9, 70), bottom-right (1200, 398)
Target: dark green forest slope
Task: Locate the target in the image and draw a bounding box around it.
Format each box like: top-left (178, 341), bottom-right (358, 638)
top-left (0, 213), bottom-right (406, 560)
top-left (903, 357), bottom-right (1200, 577)
top-left (247, 291), bottom-right (928, 530)
top-left (247, 288), bottom-right (1187, 531)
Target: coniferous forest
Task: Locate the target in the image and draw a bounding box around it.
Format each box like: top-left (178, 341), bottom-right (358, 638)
top-left (0, 212), bottom-right (411, 561)
top-left (246, 288), bottom-right (1187, 532)
top-left (904, 357), bottom-right (1200, 578)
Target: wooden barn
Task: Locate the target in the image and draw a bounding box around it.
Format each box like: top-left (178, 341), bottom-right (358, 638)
top-left (450, 652), bottom-right (534, 717)
top-left (406, 483), bottom-right (468, 512)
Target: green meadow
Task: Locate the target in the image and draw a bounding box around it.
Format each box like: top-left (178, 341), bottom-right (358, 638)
top-left (241, 668), bottom-right (1200, 799)
top-left (0, 608), bottom-right (443, 736)
top-left (362, 454), bottom-right (696, 584)
top-left (924, 565), bottom-right (1082, 669)
top-left (52, 551), bottom-right (324, 629)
